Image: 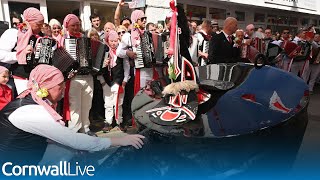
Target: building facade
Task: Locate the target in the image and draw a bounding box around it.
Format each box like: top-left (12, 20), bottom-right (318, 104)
top-left (0, 0), bottom-right (319, 33)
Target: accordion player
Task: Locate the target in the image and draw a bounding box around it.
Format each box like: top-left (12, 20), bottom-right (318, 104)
top-left (133, 31), bottom-right (155, 69)
top-left (27, 35), bottom-right (57, 68)
top-left (196, 32), bottom-right (211, 66)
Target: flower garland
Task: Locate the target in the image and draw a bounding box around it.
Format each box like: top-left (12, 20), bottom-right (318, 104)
top-left (32, 79), bottom-right (49, 98)
top-left (18, 22), bottom-right (28, 33)
top-left (36, 88), bottom-right (49, 98)
top-left (134, 23), bottom-right (140, 29)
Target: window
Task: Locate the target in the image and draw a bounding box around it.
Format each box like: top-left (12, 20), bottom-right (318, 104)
top-left (235, 11), bottom-right (245, 21)
top-left (187, 5), bottom-right (206, 20)
top-left (289, 17), bottom-right (298, 26)
top-left (278, 16), bottom-right (288, 25)
top-left (254, 13), bottom-right (265, 23)
top-left (301, 18), bottom-right (309, 26)
top-left (267, 14), bottom-right (277, 24)
top-left (209, 8), bottom-right (226, 20)
top-left (311, 19), bottom-right (317, 26)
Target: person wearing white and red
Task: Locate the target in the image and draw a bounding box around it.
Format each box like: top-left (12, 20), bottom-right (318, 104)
top-left (49, 18), bottom-right (63, 46)
top-left (60, 14), bottom-right (95, 136)
top-left (291, 28), bottom-right (312, 82)
top-left (195, 20), bottom-right (213, 66)
top-left (117, 10), bottom-right (157, 96)
top-left (307, 33), bottom-right (320, 94)
top-left (0, 8), bottom-right (44, 96)
top-left (98, 30), bottom-right (130, 131)
top-left (0, 66), bottom-right (12, 110)
top-left (0, 64), bottom-right (144, 165)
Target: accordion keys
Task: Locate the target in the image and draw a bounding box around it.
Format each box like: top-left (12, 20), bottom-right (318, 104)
top-left (133, 46), bottom-right (145, 69)
top-left (27, 36), bottom-right (55, 66)
top-left (26, 35), bottom-right (37, 64)
top-left (64, 38), bottom-right (77, 61)
top-left (64, 38), bottom-right (92, 73)
top-left (203, 41), bottom-right (209, 54)
top-left (101, 52), bottom-right (109, 69)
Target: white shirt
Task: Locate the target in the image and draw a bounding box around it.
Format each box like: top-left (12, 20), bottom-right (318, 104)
top-left (221, 30), bottom-right (232, 40)
top-left (111, 49), bottom-right (130, 83)
top-left (116, 32), bottom-right (131, 59)
top-left (115, 32), bottom-right (132, 83)
top-left (8, 105), bottom-right (111, 152)
top-left (0, 28), bottom-right (18, 64)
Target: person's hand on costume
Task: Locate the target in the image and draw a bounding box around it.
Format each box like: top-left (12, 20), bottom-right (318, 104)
top-left (67, 70), bottom-right (77, 79)
top-left (198, 51), bottom-right (208, 59)
top-left (126, 50), bottom-right (137, 59)
top-left (122, 81), bottom-right (126, 89)
top-left (25, 45), bottom-right (33, 55)
top-left (118, 0), bottom-right (125, 6)
top-left (111, 134), bottom-right (145, 149)
top-left (244, 39), bottom-right (252, 46)
top-left (104, 58), bottom-right (110, 67)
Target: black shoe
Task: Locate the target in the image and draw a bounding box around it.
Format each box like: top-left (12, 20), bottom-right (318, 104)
top-left (119, 123), bottom-right (128, 132)
top-left (102, 123), bottom-right (112, 133)
top-left (86, 131), bottom-right (97, 137)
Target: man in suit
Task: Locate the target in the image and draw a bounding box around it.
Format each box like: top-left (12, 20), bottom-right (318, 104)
top-left (208, 17), bottom-right (240, 64)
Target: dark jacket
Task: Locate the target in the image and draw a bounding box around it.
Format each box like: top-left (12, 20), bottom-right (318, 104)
top-left (0, 95), bottom-right (47, 165)
top-left (208, 32), bottom-right (240, 64)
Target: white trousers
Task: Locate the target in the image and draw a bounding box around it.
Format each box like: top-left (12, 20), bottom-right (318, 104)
top-left (97, 75), bottom-right (124, 125)
top-left (135, 68), bottom-right (153, 89)
top-left (290, 61), bottom-right (309, 83)
top-left (67, 75), bottom-right (93, 133)
top-left (307, 64), bottom-right (320, 92)
top-left (13, 78), bottom-right (28, 95)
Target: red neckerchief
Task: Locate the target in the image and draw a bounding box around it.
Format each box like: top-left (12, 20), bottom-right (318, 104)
top-left (199, 31), bottom-right (212, 41)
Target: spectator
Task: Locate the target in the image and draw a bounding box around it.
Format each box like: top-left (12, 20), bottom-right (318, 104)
top-left (208, 17), bottom-right (240, 64)
top-left (0, 66), bottom-right (12, 110)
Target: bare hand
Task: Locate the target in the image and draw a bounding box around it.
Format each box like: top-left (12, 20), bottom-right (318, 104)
top-left (122, 81), bottom-right (127, 89)
top-left (244, 39), bottom-right (252, 46)
top-left (25, 45), bottom-right (33, 55)
top-left (104, 59), bottom-right (110, 66)
top-left (67, 70), bottom-right (77, 79)
top-left (119, 0), bottom-right (125, 6)
top-left (126, 50), bottom-right (137, 59)
top-left (198, 51), bottom-right (208, 59)
top-left (111, 134), bottom-right (145, 149)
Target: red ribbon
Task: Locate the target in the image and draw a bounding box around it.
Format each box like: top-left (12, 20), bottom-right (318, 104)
top-left (63, 80), bottom-right (71, 121)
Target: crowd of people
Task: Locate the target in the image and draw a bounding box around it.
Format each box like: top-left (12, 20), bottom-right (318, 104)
top-left (0, 0), bottom-right (319, 165)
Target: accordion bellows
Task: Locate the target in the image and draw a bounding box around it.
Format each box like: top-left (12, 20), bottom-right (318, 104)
top-left (52, 48), bottom-right (80, 80)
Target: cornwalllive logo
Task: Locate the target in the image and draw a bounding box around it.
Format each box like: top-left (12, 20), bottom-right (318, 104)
top-left (1, 161), bottom-right (95, 176)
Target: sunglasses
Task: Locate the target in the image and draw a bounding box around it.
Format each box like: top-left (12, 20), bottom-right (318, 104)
top-left (283, 32), bottom-right (290, 34)
top-left (139, 17), bottom-right (147, 22)
top-left (118, 31), bottom-right (126, 35)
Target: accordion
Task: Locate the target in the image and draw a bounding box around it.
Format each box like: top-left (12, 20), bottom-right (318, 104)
top-left (64, 37), bottom-right (92, 73)
top-left (152, 33), bottom-right (165, 65)
top-left (27, 35), bottom-right (56, 67)
top-left (64, 38), bottom-right (108, 73)
top-left (310, 43), bottom-right (320, 64)
top-left (265, 42), bottom-right (282, 64)
top-left (52, 48), bottom-right (80, 80)
top-left (152, 32), bottom-right (171, 66)
top-left (134, 31), bottom-right (155, 69)
top-left (282, 41), bottom-right (298, 58)
top-left (90, 40), bottom-right (108, 72)
top-left (240, 45), bottom-right (261, 63)
top-left (254, 37), bottom-right (265, 54)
